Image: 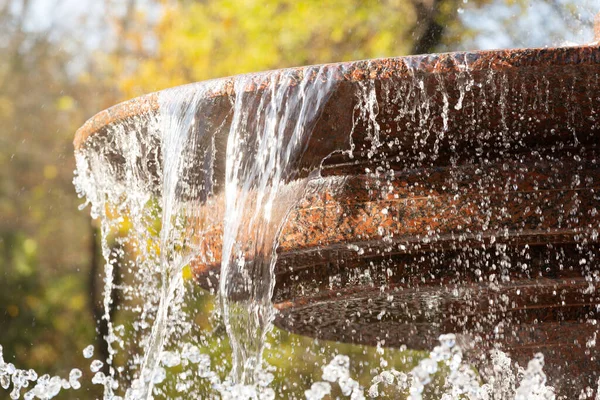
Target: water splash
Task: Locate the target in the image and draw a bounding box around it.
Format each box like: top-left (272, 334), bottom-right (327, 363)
top-left (4, 46), bottom-right (600, 399)
top-left (365, 335), bottom-right (557, 400)
top-left (70, 66), bottom-right (339, 399)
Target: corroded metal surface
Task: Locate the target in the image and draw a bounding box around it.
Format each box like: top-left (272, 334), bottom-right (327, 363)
top-left (74, 45), bottom-right (600, 151)
top-left (191, 152), bottom-right (600, 277)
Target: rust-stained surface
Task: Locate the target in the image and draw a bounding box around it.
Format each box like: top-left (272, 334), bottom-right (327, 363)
top-left (190, 152), bottom-right (600, 277)
top-left (76, 44), bottom-right (600, 397)
top-left (74, 45), bottom-right (600, 151)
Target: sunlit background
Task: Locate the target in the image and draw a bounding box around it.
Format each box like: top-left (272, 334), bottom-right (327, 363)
top-left (0, 0), bottom-right (598, 398)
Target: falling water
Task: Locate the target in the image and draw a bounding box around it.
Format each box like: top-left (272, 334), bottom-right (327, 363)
top-left (71, 65), bottom-right (339, 399)
top-left (2, 44), bottom-right (600, 399)
top-left (218, 67), bottom-right (336, 387)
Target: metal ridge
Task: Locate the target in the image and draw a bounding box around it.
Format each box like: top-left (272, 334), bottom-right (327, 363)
top-left (74, 44), bottom-right (600, 150)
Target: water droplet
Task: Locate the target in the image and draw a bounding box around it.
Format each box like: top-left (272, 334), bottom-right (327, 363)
top-left (82, 345), bottom-right (94, 359)
top-left (90, 360), bottom-right (103, 373)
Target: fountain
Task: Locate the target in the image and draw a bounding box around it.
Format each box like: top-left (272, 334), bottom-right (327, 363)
top-left (70, 39), bottom-right (600, 398)
top-left (2, 22), bottom-right (599, 400)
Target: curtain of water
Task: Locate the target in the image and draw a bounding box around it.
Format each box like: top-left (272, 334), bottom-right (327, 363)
top-left (129, 66), bottom-right (337, 395)
top-left (219, 66), bottom-right (336, 386)
top-left (132, 81), bottom-right (228, 399)
top-left (6, 49), bottom-right (594, 399)
top-left (67, 67), bottom-right (338, 399)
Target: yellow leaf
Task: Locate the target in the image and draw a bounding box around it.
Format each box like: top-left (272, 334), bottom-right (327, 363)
top-left (7, 305), bottom-right (19, 318)
top-left (43, 165), bottom-right (58, 180)
top-left (182, 264), bottom-right (193, 280)
top-left (56, 95), bottom-right (75, 111)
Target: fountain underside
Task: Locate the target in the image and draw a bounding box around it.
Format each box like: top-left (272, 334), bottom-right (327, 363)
top-left (76, 44), bottom-right (600, 396)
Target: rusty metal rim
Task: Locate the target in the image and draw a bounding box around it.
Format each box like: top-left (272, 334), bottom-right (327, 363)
top-left (73, 44), bottom-right (600, 150)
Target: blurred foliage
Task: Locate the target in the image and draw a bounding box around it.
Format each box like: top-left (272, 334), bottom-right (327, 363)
top-left (0, 0), bottom-right (594, 398)
top-left (119, 0), bottom-right (416, 95)
top-left (117, 0), bottom-right (497, 97)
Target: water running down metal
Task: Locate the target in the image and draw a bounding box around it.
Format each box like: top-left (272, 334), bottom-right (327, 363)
top-left (1, 40), bottom-right (600, 399)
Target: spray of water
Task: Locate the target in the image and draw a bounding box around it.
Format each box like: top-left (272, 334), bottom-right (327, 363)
top-left (2, 46), bottom-right (600, 399)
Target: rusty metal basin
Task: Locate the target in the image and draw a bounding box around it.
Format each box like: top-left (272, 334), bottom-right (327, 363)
top-left (76, 44), bottom-right (600, 396)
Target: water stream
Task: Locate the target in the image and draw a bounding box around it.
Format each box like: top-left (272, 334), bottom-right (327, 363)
top-left (218, 67), bottom-right (336, 387)
top-left (73, 66), bottom-right (340, 399)
top-left (1, 49), bottom-right (599, 399)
